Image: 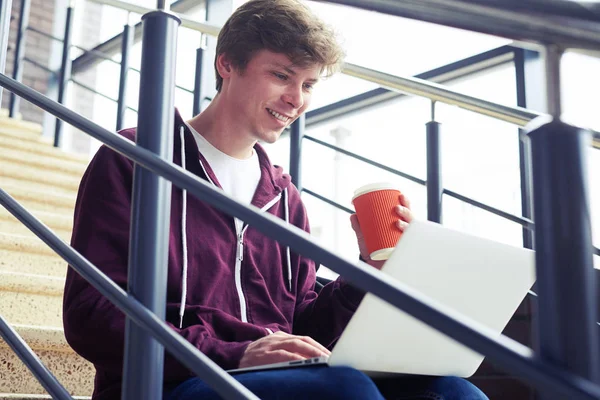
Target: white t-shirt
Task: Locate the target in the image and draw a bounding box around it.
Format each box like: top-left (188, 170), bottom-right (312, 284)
top-left (186, 123), bottom-right (261, 233)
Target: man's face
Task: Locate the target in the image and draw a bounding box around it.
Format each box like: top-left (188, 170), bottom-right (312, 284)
top-left (222, 50), bottom-right (321, 144)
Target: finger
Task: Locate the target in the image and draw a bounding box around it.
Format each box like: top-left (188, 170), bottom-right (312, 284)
top-left (295, 335), bottom-right (332, 356)
top-left (278, 338), bottom-right (330, 358)
top-left (396, 219), bottom-right (409, 231)
top-left (267, 349), bottom-right (306, 363)
top-left (395, 204), bottom-right (413, 223)
top-left (399, 193), bottom-right (411, 209)
top-left (350, 214), bottom-right (362, 236)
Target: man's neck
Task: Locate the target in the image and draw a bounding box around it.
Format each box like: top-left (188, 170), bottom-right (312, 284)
top-left (187, 95), bottom-right (256, 160)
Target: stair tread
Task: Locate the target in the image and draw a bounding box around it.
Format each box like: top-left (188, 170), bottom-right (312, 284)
top-left (0, 134), bottom-right (90, 164)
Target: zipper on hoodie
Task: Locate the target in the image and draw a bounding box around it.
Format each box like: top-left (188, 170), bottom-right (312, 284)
top-left (235, 194), bottom-right (281, 323)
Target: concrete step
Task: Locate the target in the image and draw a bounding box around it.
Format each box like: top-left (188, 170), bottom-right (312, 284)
top-left (0, 134), bottom-right (90, 165)
top-left (0, 208), bottom-right (72, 241)
top-left (0, 159), bottom-right (82, 193)
top-left (1, 184), bottom-right (76, 215)
top-left (0, 147), bottom-right (87, 177)
top-left (0, 272), bottom-right (63, 327)
top-left (0, 324), bottom-right (94, 397)
top-left (0, 233), bottom-right (62, 259)
top-left (0, 117), bottom-right (43, 136)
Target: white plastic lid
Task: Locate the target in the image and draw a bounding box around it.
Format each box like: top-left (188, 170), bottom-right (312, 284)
top-left (352, 182), bottom-right (399, 202)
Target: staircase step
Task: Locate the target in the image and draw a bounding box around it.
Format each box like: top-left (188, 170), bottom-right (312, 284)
top-left (0, 324), bottom-right (94, 396)
top-left (0, 248), bottom-right (67, 277)
top-left (0, 134), bottom-right (90, 165)
top-left (0, 208), bottom-right (72, 240)
top-left (0, 272), bottom-right (63, 327)
top-left (0, 118), bottom-right (43, 137)
top-left (0, 233), bottom-right (62, 258)
top-left (0, 160), bottom-right (81, 193)
top-left (1, 184), bottom-right (76, 214)
top-left (0, 147), bottom-right (87, 177)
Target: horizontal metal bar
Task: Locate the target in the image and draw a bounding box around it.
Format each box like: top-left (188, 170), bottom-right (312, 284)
top-left (302, 188), bottom-right (354, 214)
top-left (72, 0), bottom-right (196, 75)
top-left (0, 189), bottom-right (258, 400)
top-left (443, 188), bottom-right (534, 229)
top-left (342, 62), bottom-right (540, 127)
top-left (26, 26), bottom-right (63, 43)
top-left (305, 45), bottom-right (515, 128)
top-left (304, 134), bottom-right (426, 186)
top-left (88, 0), bottom-right (221, 36)
top-left (128, 66), bottom-right (194, 94)
top-left (595, 247), bottom-right (600, 257)
top-left (314, 0), bottom-right (600, 52)
top-left (0, 315), bottom-right (72, 400)
top-left (3, 72), bottom-right (600, 399)
top-left (71, 78), bottom-right (138, 114)
top-left (71, 78), bottom-right (118, 102)
top-left (71, 44), bottom-right (121, 66)
top-left (23, 57), bottom-right (56, 75)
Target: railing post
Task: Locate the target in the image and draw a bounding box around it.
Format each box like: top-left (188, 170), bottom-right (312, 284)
top-left (9, 0), bottom-right (30, 118)
top-left (116, 23), bottom-right (133, 131)
top-left (289, 114), bottom-right (305, 191)
top-left (527, 46), bottom-right (599, 396)
top-left (0, 0), bottom-right (12, 104)
top-left (513, 49), bottom-right (536, 249)
top-left (192, 40), bottom-right (205, 116)
top-left (121, 4), bottom-right (180, 400)
top-left (53, 4), bottom-right (74, 147)
top-left (426, 101), bottom-right (442, 223)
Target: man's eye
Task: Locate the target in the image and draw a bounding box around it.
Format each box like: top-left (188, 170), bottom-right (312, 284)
top-left (303, 83), bottom-right (314, 91)
top-left (273, 73), bottom-right (287, 81)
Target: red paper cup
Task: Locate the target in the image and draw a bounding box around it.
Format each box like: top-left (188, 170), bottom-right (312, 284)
top-left (352, 183), bottom-right (402, 261)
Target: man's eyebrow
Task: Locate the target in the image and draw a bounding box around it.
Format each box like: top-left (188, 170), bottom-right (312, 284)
top-left (271, 62), bottom-right (319, 82)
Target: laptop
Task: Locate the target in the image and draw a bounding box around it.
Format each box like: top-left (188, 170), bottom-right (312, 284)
top-left (228, 219), bottom-right (536, 377)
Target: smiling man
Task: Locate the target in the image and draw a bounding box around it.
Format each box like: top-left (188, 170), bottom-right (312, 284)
top-left (62, 0), bottom-right (487, 399)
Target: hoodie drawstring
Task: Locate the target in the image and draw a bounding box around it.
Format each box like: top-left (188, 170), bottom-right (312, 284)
top-left (283, 188), bottom-right (292, 292)
top-left (179, 126), bottom-right (189, 329)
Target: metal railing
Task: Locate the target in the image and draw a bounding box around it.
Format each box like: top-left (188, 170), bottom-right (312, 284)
top-left (2, 71), bottom-right (600, 400)
top-left (6, 0), bottom-right (208, 142)
top-left (0, 0), bottom-right (599, 399)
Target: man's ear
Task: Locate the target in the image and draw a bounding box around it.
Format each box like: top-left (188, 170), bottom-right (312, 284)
top-left (216, 53), bottom-right (234, 79)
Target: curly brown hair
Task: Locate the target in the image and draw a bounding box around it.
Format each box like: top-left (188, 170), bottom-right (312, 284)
top-left (214, 0), bottom-right (344, 91)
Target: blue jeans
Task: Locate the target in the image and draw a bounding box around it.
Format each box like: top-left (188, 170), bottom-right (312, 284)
top-left (164, 366), bottom-right (488, 400)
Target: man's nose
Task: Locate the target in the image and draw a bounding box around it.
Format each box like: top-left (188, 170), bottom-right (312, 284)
top-left (282, 85), bottom-right (304, 109)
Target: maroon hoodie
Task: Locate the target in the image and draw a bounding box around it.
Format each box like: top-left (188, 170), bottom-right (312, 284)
top-left (63, 110), bottom-right (364, 399)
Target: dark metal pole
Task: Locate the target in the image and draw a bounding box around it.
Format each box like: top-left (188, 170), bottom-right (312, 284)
top-left (527, 46), bottom-right (599, 397)
top-left (426, 102), bottom-right (442, 223)
top-left (0, 0), bottom-right (12, 103)
top-left (289, 114), bottom-right (305, 191)
top-left (121, 9), bottom-right (181, 400)
top-left (514, 48), bottom-right (535, 250)
top-left (53, 5), bottom-right (74, 147)
top-left (192, 43), bottom-right (204, 116)
top-left (116, 24), bottom-right (133, 131)
top-left (9, 0), bottom-right (30, 118)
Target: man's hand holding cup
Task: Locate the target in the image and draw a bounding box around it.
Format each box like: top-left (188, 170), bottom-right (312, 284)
top-left (350, 183), bottom-right (413, 270)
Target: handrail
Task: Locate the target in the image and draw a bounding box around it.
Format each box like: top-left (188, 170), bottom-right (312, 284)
top-left (342, 63), bottom-right (540, 127)
top-left (86, 0), bottom-right (600, 150)
top-left (3, 72), bottom-right (600, 400)
top-left (314, 0), bottom-right (600, 53)
top-left (303, 134), bottom-right (426, 186)
top-left (89, 0), bottom-right (221, 36)
top-left (0, 315), bottom-right (72, 399)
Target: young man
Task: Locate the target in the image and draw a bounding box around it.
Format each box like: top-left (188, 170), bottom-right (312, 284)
top-left (63, 0), bottom-right (488, 399)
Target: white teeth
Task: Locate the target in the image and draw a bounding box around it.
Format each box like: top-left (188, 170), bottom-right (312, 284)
top-left (268, 108), bottom-right (289, 122)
